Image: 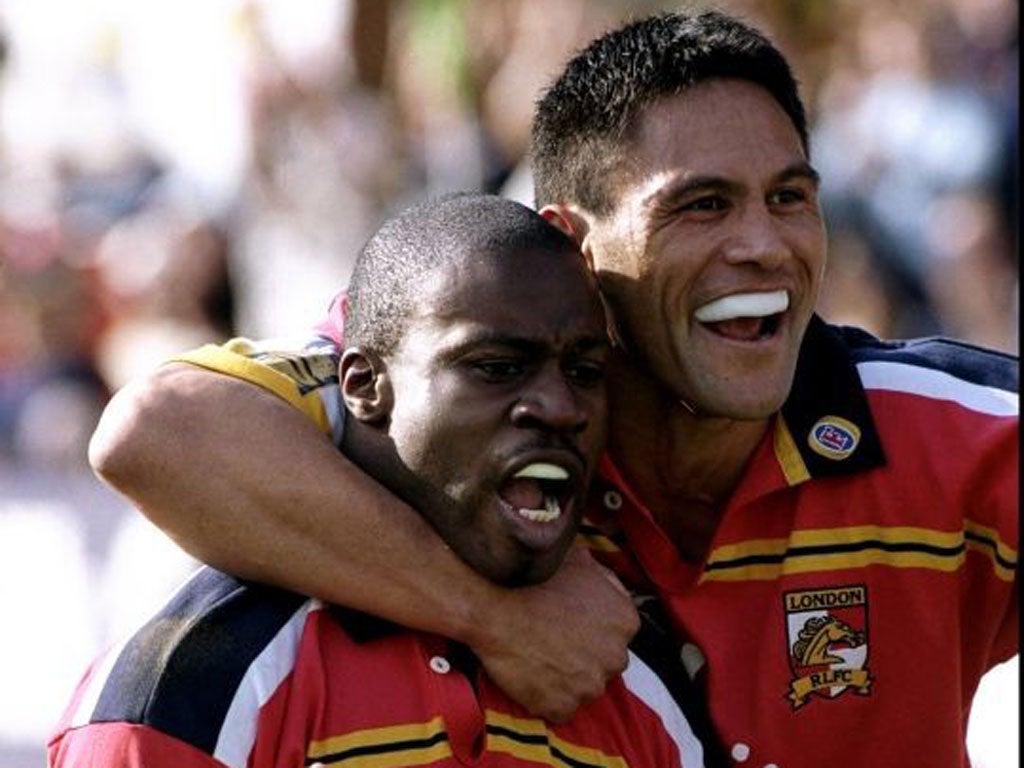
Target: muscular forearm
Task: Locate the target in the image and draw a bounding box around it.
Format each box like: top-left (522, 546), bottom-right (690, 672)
top-left (88, 363), bottom-right (495, 641)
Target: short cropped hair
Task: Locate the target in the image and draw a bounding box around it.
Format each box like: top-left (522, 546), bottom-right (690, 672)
top-left (532, 9), bottom-right (808, 216)
top-left (345, 193), bottom-right (578, 356)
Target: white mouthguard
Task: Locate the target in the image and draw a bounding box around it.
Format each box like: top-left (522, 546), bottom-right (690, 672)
top-left (513, 463), bottom-right (569, 481)
top-left (694, 290), bottom-right (789, 323)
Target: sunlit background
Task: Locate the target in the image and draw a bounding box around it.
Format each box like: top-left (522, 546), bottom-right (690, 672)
top-left (0, 0), bottom-right (1017, 765)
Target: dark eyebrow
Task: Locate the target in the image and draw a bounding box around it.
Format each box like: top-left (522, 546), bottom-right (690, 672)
top-left (644, 175), bottom-right (740, 210)
top-left (573, 336), bottom-right (611, 354)
top-left (644, 161), bottom-right (821, 209)
top-left (437, 333), bottom-right (543, 362)
top-left (437, 330), bottom-right (609, 363)
top-left (777, 161), bottom-right (821, 187)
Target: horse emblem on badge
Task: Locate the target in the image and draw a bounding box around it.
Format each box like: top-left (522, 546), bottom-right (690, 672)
top-left (783, 585), bottom-right (873, 708)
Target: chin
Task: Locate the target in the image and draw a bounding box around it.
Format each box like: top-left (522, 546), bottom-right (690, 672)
top-left (722, 399), bottom-right (784, 421)
top-left (693, 382), bottom-right (789, 420)
top-left (693, 363), bottom-right (795, 419)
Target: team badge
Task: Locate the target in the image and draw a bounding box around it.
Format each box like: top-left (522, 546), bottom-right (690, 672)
top-left (807, 416), bottom-right (860, 460)
top-left (783, 585), bottom-right (872, 708)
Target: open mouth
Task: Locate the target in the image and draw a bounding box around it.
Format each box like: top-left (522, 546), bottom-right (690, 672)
top-left (694, 289), bottom-right (788, 341)
top-left (498, 463), bottom-right (574, 524)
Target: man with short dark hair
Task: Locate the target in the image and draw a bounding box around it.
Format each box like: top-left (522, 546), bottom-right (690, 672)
top-left (88, 10), bottom-right (1018, 768)
top-left (50, 194), bottom-right (715, 767)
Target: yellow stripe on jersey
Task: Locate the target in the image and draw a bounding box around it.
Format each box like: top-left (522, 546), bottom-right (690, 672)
top-left (306, 717), bottom-right (452, 766)
top-left (964, 519), bottom-right (1018, 582)
top-left (774, 415), bottom-right (811, 485)
top-left (170, 341), bottom-right (332, 437)
top-left (305, 713), bottom-right (631, 768)
top-left (576, 533), bottom-right (621, 554)
top-left (485, 711), bottom-right (629, 768)
top-left (792, 525), bottom-right (962, 549)
top-left (576, 526), bottom-right (621, 554)
top-left (701, 549), bottom-right (968, 583)
top-left (701, 524), bottom-right (1014, 582)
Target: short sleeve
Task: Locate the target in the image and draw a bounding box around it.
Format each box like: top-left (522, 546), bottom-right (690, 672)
top-left (49, 722), bottom-right (231, 768)
top-left (169, 336), bottom-right (345, 446)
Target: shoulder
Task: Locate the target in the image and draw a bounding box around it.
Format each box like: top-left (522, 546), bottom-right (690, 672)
top-left (170, 336), bottom-right (345, 442)
top-left (833, 324), bottom-right (1018, 413)
top-left (66, 567), bottom-right (319, 765)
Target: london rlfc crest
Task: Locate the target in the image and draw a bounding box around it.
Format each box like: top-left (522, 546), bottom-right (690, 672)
top-left (783, 585), bottom-right (872, 708)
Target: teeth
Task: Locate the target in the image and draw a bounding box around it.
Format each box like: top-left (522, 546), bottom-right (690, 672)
top-left (510, 465), bottom-right (566, 523)
top-left (517, 496), bottom-right (561, 523)
top-left (514, 463), bottom-right (569, 481)
top-left (694, 290), bottom-right (788, 323)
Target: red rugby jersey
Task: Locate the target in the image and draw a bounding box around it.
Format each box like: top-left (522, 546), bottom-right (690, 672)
top-left (49, 569), bottom-right (712, 767)
top-left (582, 318), bottom-right (1018, 768)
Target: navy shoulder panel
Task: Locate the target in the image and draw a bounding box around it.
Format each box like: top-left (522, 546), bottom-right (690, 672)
top-left (91, 567), bottom-right (308, 754)
top-left (836, 325), bottom-right (1019, 393)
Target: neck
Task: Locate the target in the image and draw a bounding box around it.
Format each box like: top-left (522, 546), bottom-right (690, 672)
top-left (605, 352), bottom-right (769, 562)
top-left (341, 417), bottom-right (420, 508)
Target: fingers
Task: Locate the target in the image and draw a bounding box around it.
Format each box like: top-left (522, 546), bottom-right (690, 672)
top-left (471, 546), bottom-right (639, 721)
top-left (495, 666), bottom-right (611, 723)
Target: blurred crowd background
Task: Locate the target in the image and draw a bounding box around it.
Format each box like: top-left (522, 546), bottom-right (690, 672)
top-left (0, 0), bottom-right (1017, 765)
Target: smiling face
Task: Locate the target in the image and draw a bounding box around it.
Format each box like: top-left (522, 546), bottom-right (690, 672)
top-left (375, 246), bottom-right (608, 586)
top-left (576, 78), bottom-right (826, 419)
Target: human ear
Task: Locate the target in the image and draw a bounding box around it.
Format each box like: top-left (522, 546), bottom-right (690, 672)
top-left (340, 348), bottom-right (393, 423)
top-left (541, 206), bottom-right (624, 348)
top-left (540, 205), bottom-right (595, 271)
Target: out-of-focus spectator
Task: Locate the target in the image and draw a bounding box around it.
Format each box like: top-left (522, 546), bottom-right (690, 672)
top-left (230, 0), bottom-right (405, 339)
top-left (0, 220), bottom-right (108, 468)
top-left (808, 0), bottom-right (1017, 349)
top-left (467, 0), bottom-right (623, 201)
top-left (922, 189), bottom-right (1018, 352)
top-left (91, 185), bottom-right (235, 390)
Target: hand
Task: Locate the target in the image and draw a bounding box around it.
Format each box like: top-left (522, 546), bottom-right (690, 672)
top-left (468, 545), bottom-right (639, 722)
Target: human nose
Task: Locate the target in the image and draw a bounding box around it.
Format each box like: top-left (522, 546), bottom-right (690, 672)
top-left (511, 366), bottom-right (589, 434)
top-left (721, 205), bottom-right (788, 269)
